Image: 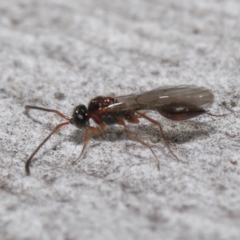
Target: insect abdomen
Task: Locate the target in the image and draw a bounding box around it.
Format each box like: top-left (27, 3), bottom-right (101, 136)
top-left (157, 103), bottom-right (206, 121)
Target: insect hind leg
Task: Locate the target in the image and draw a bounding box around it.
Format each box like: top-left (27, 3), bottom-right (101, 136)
top-left (117, 119), bottom-right (160, 171)
top-left (136, 112), bottom-right (180, 162)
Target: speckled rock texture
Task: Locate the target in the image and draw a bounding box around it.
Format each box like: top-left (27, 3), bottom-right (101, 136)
top-left (0, 0), bottom-right (240, 239)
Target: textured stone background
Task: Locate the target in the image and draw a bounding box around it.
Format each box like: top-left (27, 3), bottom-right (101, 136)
top-left (0, 0), bottom-right (240, 239)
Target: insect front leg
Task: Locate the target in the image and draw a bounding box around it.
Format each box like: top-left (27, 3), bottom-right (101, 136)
top-left (74, 123), bottom-right (106, 163)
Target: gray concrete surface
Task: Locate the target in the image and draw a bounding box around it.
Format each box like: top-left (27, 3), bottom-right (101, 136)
top-left (0, 0), bottom-right (240, 239)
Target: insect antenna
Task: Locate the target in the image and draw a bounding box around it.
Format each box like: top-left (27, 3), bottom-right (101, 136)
top-left (24, 105), bottom-right (70, 175)
top-left (25, 105), bottom-right (70, 120)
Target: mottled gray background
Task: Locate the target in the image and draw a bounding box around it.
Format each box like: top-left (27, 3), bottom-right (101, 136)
top-left (0, 0), bottom-right (240, 239)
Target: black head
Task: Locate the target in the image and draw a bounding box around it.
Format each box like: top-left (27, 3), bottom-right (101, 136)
top-left (70, 104), bottom-right (89, 128)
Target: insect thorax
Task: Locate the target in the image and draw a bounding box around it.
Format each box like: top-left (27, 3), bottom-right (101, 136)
top-left (88, 96), bottom-right (120, 124)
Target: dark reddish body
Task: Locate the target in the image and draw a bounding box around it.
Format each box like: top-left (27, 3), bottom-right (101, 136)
top-left (87, 96), bottom-right (139, 125)
top-left (24, 85), bottom-right (214, 175)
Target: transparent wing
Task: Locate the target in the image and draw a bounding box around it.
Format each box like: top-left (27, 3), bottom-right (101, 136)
top-left (106, 85), bottom-right (214, 112)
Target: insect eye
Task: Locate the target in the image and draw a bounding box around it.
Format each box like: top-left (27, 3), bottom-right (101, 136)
top-left (72, 104), bottom-right (89, 128)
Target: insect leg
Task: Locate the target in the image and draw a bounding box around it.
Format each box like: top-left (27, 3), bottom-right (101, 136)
top-left (117, 119), bottom-right (160, 170)
top-left (136, 112), bottom-right (180, 162)
top-left (74, 123), bottom-right (106, 162)
top-left (25, 121), bottom-right (70, 176)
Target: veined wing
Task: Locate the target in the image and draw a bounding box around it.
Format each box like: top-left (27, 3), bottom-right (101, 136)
top-left (106, 85), bottom-right (214, 112)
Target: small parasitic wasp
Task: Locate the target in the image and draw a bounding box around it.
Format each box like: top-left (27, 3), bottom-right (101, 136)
top-left (25, 85), bottom-right (214, 175)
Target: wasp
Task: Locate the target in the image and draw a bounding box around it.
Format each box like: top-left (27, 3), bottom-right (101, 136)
top-left (25, 85), bottom-right (214, 175)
